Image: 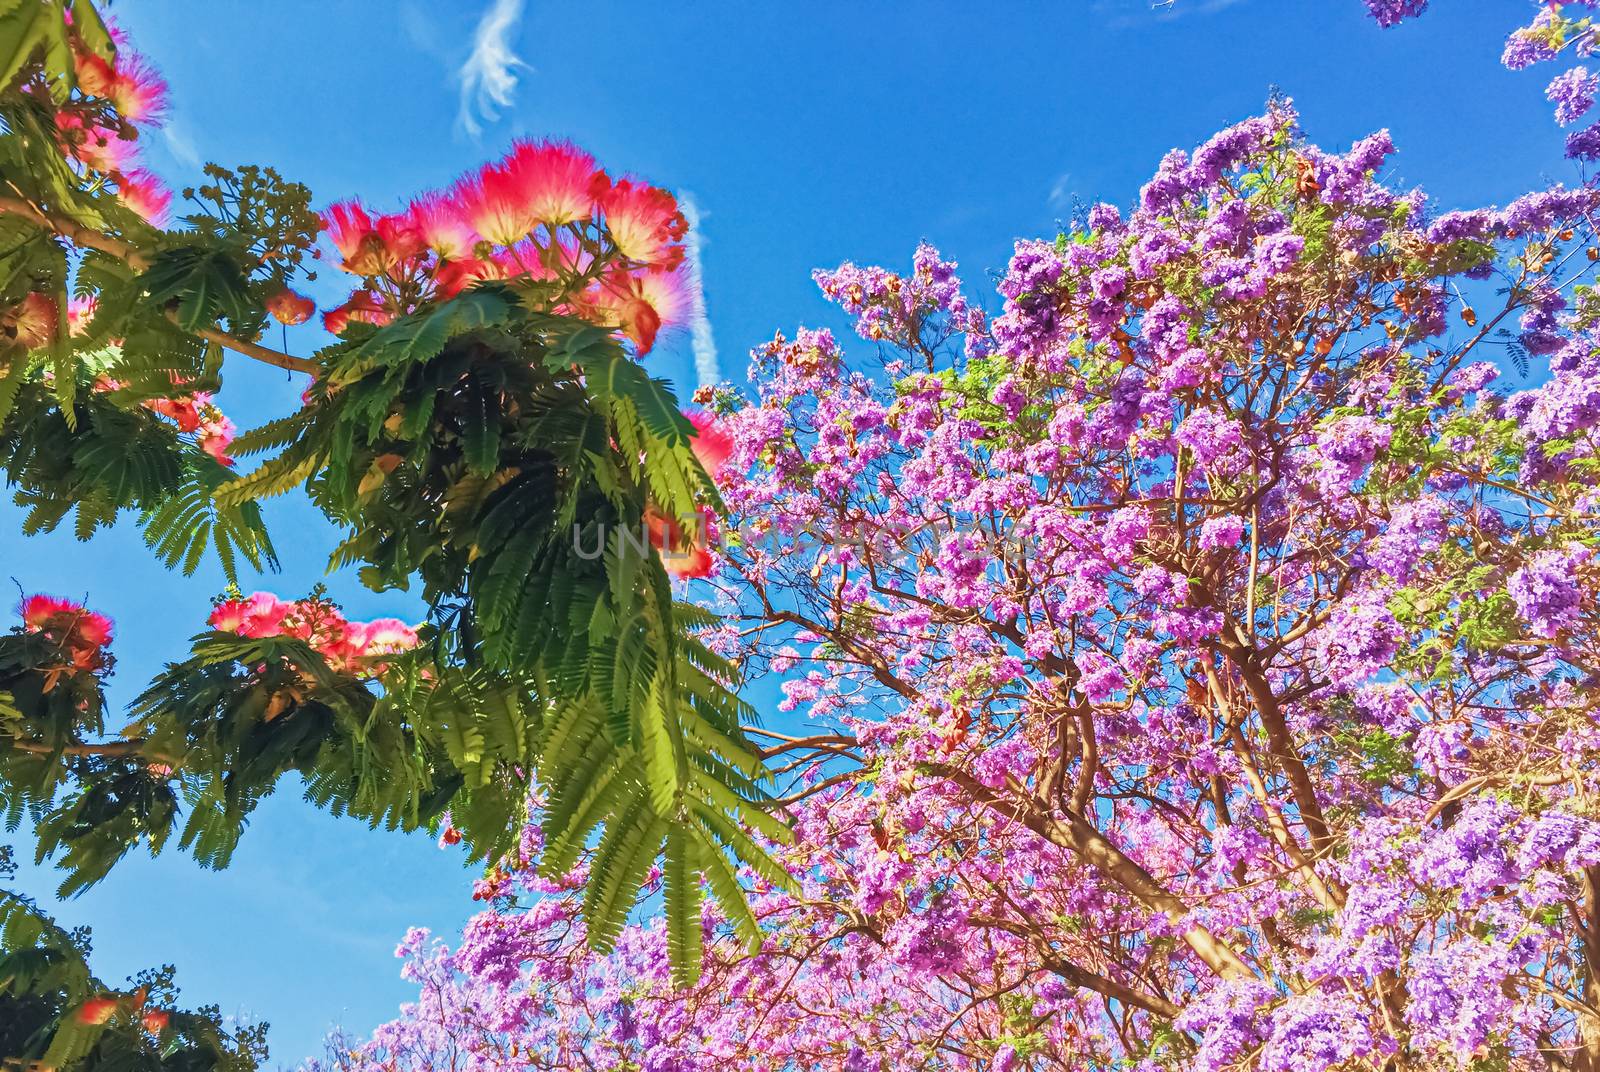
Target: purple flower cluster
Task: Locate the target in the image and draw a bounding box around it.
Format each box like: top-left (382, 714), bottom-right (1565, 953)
top-left (1315, 593), bottom-right (1403, 687)
top-left (1198, 514), bottom-right (1244, 552)
top-left (1370, 496), bottom-right (1447, 584)
top-left (1260, 994), bottom-right (1381, 1072)
top-left (1362, 0), bottom-right (1427, 29)
top-left (1503, 11), bottom-right (1562, 71)
top-left (813, 241), bottom-right (985, 347)
top-left (1548, 65), bottom-right (1599, 125)
top-left (1509, 543), bottom-right (1592, 638)
top-left (1314, 415), bottom-right (1391, 498)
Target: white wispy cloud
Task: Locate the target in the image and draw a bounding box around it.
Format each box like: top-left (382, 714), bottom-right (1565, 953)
top-left (161, 120), bottom-right (201, 170)
top-left (679, 194), bottom-right (721, 389)
top-left (1048, 172), bottom-right (1075, 211)
top-left (457, 0), bottom-right (528, 138)
top-left (399, 2), bottom-right (447, 60)
top-left (1094, 0), bottom-right (1246, 30)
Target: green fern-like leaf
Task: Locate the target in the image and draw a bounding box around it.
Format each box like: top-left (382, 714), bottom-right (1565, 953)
top-left (141, 456), bottom-right (278, 584)
top-left (582, 798), bottom-right (664, 954)
top-left (329, 287), bottom-right (512, 387)
top-left (662, 825), bottom-right (704, 986)
top-left (138, 246), bottom-right (255, 333)
top-left (214, 439), bottom-right (325, 506)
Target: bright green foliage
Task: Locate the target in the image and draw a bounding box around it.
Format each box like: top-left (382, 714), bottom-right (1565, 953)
top-left (212, 290), bottom-right (787, 982)
top-left (124, 632), bottom-right (538, 873)
top-left (0, 380), bottom-right (274, 574)
top-left (0, 847), bottom-right (268, 1072)
top-left (0, 0), bottom-right (782, 997)
top-left (0, 1), bottom-right (109, 96)
top-left (0, 626), bottom-right (124, 857)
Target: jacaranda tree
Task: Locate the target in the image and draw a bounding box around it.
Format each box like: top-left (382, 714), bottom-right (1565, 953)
top-left (0, 2), bottom-right (785, 1066)
top-left (318, 3), bottom-right (1600, 1070)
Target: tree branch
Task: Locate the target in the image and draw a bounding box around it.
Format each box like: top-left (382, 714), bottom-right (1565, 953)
top-left (0, 195), bottom-right (318, 375)
top-left (923, 761), bottom-right (1257, 982)
top-left (7, 735), bottom-right (177, 766)
top-left (1222, 643), bottom-right (1334, 853)
top-left (967, 912), bottom-right (1182, 1018)
top-left (1041, 953), bottom-right (1182, 1019)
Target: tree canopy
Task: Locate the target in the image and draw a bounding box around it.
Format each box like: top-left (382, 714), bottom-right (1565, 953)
top-left (10, 1), bottom-right (1600, 1071)
top-left (0, 2), bottom-right (783, 1066)
top-left (313, 4), bottom-right (1600, 1071)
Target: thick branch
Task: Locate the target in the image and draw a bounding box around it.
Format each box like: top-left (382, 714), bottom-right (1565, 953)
top-left (1041, 954), bottom-right (1182, 1019)
top-left (968, 912), bottom-right (1182, 1018)
top-left (7, 736), bottom-right (177, 766)
top-left (1222, 644), bottom-right (1334, 853)
top-left (926, 761), bottom-right (1256, 981)
top-left (1578, 866), bottom-right (1600, 1072)
top-left (192, 324), bottom-right (316, 374)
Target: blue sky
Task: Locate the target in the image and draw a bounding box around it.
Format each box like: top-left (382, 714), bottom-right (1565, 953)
top-left (3, 0), bottom-right (1577, 1065)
